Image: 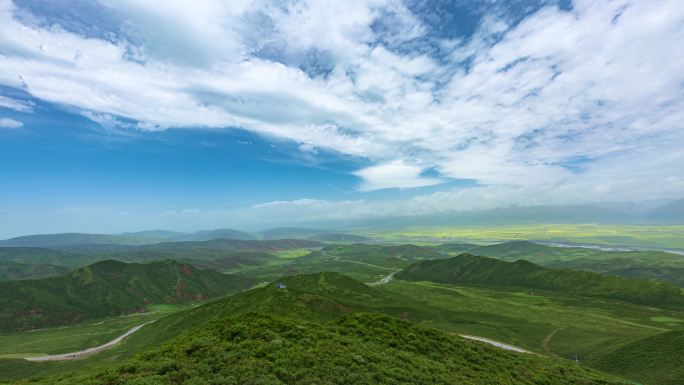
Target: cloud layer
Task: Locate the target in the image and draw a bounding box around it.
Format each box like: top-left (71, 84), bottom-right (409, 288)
top-left (0, 0), bottom-right (683, 209)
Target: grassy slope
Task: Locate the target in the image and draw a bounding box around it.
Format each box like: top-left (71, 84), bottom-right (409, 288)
top-left (0, 259), bottom-right (254, 332)
top-left (5, 272), bottom-right (629, 385)
top-left (32, 313), bottom-right (630, 385)
top-left (396, 253), bottom-right (684, 307)
top-left (0, 261), bottom-right (69, 281)
top-left (587, 330), bottom-right (684, 385)
top-left (1, 271), bottom-right (679, 383)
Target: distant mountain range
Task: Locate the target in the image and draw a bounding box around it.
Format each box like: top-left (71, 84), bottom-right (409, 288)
top-left (355, 201), bottom-right (684, 228)
top-left (1, 198), bottom-right (683, 248)
top-left (0, 227), bottom-right (342, 248)
top-left (645, 198), bottom-right (684, 220)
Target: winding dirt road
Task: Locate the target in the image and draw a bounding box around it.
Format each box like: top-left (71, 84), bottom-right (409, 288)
top-left (24, 320), bottom-right (155, 362)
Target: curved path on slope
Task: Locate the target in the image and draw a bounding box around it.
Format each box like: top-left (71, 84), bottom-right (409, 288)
top-left (459, 335), bottom-right (531, 354)
top-left (24, 320), bottom-right (156, 362)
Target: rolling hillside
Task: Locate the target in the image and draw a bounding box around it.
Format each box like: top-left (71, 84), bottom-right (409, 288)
top-left (469, 241), bottom-right (684, 286)
top-left (0, 260), bottom-right (254, 332)
top-left (395, 253), bottom-right (684, 307)
top-left (5, 272), bottom-right (630, 385)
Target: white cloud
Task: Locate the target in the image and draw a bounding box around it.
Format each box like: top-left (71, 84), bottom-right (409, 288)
top-left (0, 117), bottom-right (22, 128)
top-left (0, 0), bottom-right (682, 200)
top-left (354, 160), bottom-right (442, 191)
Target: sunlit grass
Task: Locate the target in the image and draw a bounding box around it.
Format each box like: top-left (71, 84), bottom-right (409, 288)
top-left (357, 224), bottom-right (684, 248)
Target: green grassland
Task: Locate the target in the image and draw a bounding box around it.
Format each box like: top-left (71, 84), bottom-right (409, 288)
top-left (3, 240), bottom-right (684, 384)
top-left (383, 280), bottom-right (683, 357)
top-left (3, 273), bottom-right (633, 385)
top-left (359, 224), bottom-right (684, 249)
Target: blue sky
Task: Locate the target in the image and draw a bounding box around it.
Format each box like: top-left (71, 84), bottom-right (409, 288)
top-left (0, 0), bottom-right (683, 237)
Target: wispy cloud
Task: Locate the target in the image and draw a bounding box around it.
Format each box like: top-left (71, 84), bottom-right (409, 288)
top-left (0, 117), bottom-right (22, 128)
top-left (0, 95), bottom-right (34, 112)
top-left (0, 0), bottom-right (682, 199)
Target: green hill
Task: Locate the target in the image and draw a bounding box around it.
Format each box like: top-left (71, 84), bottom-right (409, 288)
top-left (0, 260), bottom-right (254, 332)
top-left (467, 241), bottom-right (684, 286)
top-left (0, 261), bottom-right (69, 281)
top-left (396, 253), bottom-right (684, 307)
top-left (28, 312), bottom-right (630, 385)
top-left (588, 330), bottom-right (684, 385)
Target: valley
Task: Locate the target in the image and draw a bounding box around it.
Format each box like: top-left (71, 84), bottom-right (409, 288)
top-left (1, 227), bottom-right (683, 384)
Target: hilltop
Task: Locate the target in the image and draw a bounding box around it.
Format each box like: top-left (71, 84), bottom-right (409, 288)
top-left (27, 312), bottom-right (630, 385)
top-left (395, 253), bottom-right (684, 307)
top-left (0, 260), bottom-right (254, 332)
